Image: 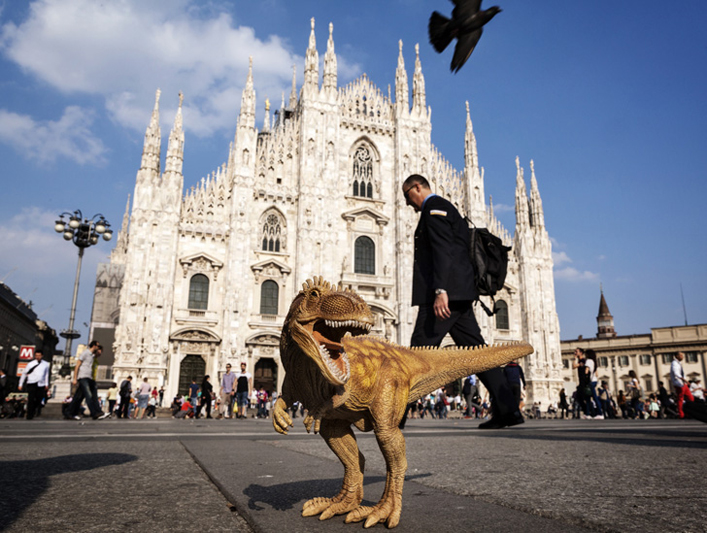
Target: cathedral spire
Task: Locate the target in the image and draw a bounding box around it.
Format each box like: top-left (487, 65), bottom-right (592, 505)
top-left (411, 43), bottom-right (426, 115)
top-left (465, 101), bottom-right (485, 223)
top-left (164, 92), bottom-right (185, 177)
top-left (597, 287), bottom-right (617, 338)
top-left (322, 22), bottom-right (337, 98)
top-left (529, 160), bottom-right (545, 229)
top-left (289, 64), bottom-right (298, 109)
top-left (395, 40), bottom-right (409, 113)
top-left (303, 18), bottom-right (319, 97)
top-left (238, 57), bottom-right (256, 130)
top-left (515, 156), bottom-right (530, 228)
top-left (140, 89), bottom-right (161, 174)
top-left (262, 98), bottom-right (271, 132)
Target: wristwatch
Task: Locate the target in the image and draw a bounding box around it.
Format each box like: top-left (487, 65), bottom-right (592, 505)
top-left (435, 288), bottom-right (447, 295)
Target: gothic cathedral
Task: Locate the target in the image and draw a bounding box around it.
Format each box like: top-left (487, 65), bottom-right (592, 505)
top-left (101, 20), bottom-right (563, 407)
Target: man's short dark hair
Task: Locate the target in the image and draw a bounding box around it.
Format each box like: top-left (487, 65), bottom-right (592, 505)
top-left (89, 340), bottom-right (100, 348)
top-left (127, 375), bottom-right (133, 380)
top-left (35, 350), bottom-right (43, 356)
top-left (403, 174), bottom-right (430, 190)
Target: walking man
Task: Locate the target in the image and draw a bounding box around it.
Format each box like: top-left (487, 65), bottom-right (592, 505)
top-left (220, 363), bottom-right (236, 418)
top-left (462, 374), bottom-right (478, 418)
top-left (402, 174), bottom-right (522, 429)
top-left (671, 352), bottom-right (693, 418)
top-left (18, 350), bottom-right (50, 420)
top-left (68, 341), bottom-right (109, 420)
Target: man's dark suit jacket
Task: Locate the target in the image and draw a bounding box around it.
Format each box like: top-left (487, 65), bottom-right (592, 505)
top-left (412, 194), bottom-right (477, 306)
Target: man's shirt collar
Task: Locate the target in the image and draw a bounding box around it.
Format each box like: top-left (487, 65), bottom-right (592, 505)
top-left (422, 193), bottom-right (437, 210)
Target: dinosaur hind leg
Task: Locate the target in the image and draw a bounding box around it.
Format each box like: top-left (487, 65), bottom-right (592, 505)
top-left (302, 418), bottom-right (365, 521)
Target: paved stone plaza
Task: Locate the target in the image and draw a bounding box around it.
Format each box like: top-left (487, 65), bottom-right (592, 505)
top-left (1, 417), bottom-right (705, 532)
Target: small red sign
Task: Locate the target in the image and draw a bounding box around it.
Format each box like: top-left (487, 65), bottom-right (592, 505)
top-left (19, 345), bottom-right (35, 361)
top-left (17, 362), bottom-right (28, 376)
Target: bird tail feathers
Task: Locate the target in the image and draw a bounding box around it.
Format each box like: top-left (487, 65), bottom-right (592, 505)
top-left (428, 11), bottom-right (453, 53)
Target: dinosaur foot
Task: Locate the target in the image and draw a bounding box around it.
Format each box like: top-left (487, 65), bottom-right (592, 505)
top-left (302, 492), bottom-right (362, 521)
top-left (345, 498), bottom-right (402, 529)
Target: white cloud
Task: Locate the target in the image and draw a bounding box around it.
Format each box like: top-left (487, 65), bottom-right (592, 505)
top-left (554, 267), bottom-right (600, 282)
top-left (552, 250), bottom-right (572, 266)
top-left (0, 0), bottom-right (362, 137)
top-left (0, 106), bottom-right (107, 165)
top-left (491, 202), bottom-right (513, 214)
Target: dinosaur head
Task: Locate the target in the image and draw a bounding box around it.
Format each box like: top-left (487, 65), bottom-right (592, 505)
top-left (282, 276), bottom-right (374, 386)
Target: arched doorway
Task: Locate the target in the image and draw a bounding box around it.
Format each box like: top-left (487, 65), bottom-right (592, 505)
top-left (179, 355), bottom-right (206, 395)
top-left (254, 358), bottom-right (277, 393)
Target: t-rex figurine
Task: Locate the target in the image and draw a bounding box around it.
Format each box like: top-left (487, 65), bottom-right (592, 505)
top-left (272, 276), bottom-right (533, 528)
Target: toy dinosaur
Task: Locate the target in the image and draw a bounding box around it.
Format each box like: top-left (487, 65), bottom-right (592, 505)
top-left (272, 276), bottom-right (533, 528)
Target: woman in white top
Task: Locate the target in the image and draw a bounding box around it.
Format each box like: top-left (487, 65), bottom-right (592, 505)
top-left (584, 349), bottom-right (604, 419)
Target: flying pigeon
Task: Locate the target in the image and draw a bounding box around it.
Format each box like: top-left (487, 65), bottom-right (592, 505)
top-left (428, 0), bottom-right (502, 73)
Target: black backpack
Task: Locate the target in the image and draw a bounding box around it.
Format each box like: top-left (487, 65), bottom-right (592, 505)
top-left (466, 218), bottom-right (511, 316)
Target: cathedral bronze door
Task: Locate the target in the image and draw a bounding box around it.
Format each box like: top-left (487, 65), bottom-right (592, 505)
top-left (179, 354), bottom-right (206, 395)
top-left (254, 358), bottom-right (277, 393)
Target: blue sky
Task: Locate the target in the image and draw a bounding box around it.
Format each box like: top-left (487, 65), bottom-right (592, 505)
top-left (0, 0), bottom-right (705, 351)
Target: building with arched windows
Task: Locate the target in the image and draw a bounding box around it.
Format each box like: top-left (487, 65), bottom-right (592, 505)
top-left (97, 20), bottom-right (562, 406)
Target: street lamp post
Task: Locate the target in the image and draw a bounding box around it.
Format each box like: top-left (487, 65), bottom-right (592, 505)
top-left (54, 209), bottom-right (113, 376)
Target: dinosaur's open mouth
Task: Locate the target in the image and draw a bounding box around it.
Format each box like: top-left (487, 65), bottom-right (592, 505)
top-left (311, 319), bottom-right (372, 384)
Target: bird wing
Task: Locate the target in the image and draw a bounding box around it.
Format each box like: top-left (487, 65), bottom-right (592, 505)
top-left (452, 0), bottom-right (482, 17)
top-left (451, 28), bottom-right (483, 73)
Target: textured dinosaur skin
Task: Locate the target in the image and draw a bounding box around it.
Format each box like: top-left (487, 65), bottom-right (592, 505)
top-left (273, 277), bottom-right (533, 528)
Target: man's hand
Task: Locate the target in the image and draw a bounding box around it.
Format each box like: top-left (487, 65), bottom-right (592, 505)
top-left (433, 291), bottom-right (450, 320)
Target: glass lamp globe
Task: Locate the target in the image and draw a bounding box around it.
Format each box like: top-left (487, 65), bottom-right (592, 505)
top-left (63, 231), bottom-right (73, 241)
top-left (95, 222), bottom-right (106, 234)
top-left (54, 220), bottom-right (65, 233)
top-left (69, 217), bottom-right (80, 229)
top-left (103, 231), bottom-right (113, 241)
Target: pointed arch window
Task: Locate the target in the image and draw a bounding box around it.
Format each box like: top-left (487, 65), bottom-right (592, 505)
top-left (352, 145), bottom-right (373, 198)
top-left (495, 300), bottom-right (509, 330)
top-left (188, 274), bottom-right (209, 310)
top-left (261, 213), bottom-right (282, 252)
top-left (354, 236), bottom-right (375, 275)
top-left (260, 280), bottom-right (279, 315)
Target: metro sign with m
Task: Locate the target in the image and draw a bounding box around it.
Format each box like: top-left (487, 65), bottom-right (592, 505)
top-left (19, 345), bottom-right (35, 361)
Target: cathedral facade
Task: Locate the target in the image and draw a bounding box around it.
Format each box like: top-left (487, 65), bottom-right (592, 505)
top-left (102, 20), bottom-right (563, 406)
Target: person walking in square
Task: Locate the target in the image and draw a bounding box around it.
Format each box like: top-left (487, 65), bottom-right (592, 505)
top-left (671, 352), bottom-right (693, 418)
top-left (401, 174), bottom-right (522, 430)
top-left (18, 350), bottom-right (50, 420)
top-left (68, 341), bottom-right (109, 420)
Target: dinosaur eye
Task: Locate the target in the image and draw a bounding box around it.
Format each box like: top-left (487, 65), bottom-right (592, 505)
top-left (310, 289), bottom-right (320, 298)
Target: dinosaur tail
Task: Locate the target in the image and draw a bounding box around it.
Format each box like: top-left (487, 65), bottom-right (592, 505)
top-left (408, 341), bottom-right (534, 403)
top-left (428, 11), bottom-right (454, 53)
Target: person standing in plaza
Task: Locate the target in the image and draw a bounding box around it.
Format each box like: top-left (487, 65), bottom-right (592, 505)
top-left (199, 375), bottom-right (213, 419)
top-left (18, 350), bottom-right (50, 420)
top-left (68, 341), bottom-right (109, 420)
top-left (671, 352), bottom-right (693, 418)
top-left (558, 388), bottom-right (569, 419)
top-left (136, 377), bottom-right (151, 419)
top-left (462, 374), bottom-right (478, 418)
top-left (235, 362), bottom-right (252, 419)
top-left (188, 378), bottom-right (200, 418)
top-left (220, 363), bottom-right (236, 418)
top-left (627, 370), bottom-right (644, 418)
top-left (158, 385), bottom-right (165, 407)
top-left (401, 174), bottom-right (522, 430)
top-left (118, 375), bottom-right (133, 419)
top-left (503, 360), bottom-right (526, 411)
top-left (572, 348), bottom-right (588, 415)
top-left (583, 349), bottom-right (604, 419)
top-left (106, 382), bottom-right (118, 417)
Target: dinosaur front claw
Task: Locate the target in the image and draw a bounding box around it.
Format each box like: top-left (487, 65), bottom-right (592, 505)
top-left (272, 398), bottom-right (293, 434)
top-left (303, 414), bottom-right (322, 434)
